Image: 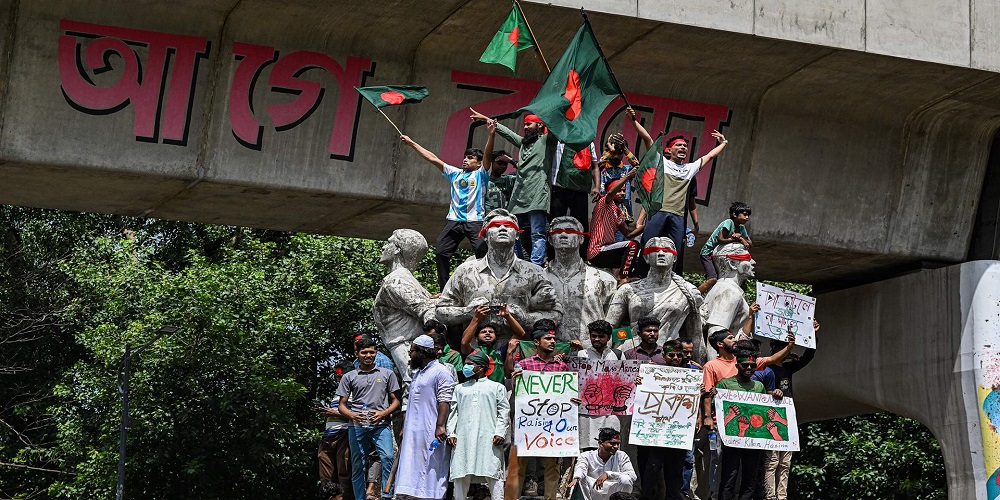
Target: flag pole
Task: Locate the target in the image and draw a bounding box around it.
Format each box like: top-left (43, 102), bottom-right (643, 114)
top-left (513, 0), bottom-right (550, 73)
top-left (580, 9), bottom-right (632, 111)
top-left (375, 106), bottom-right (404, 136)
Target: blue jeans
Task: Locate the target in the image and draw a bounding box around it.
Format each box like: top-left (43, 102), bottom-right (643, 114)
top-left (683, 447), bottom-right (695, 494)
top-left (348, 425), bottom-right (395, 499)
top-left (516, 210), bottom-right (548, 265)
top-left (635, 211), bottom-right (685, 276)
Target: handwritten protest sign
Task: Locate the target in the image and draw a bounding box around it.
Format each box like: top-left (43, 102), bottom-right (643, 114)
top-left (714, 389), bottom-right (799, 451)
top-left (565, 357), bottom-right (641, 416)
top-left (628, 365), bottom-right (700, 449)
top-left (755, 282), bottom-right (817, 348)
top-left (514, 371), bottom-right (580, 457)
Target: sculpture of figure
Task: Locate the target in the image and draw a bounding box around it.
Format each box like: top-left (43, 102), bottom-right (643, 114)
top-left (604, 237), bottom-right (706, 362)
top-left (701, 242), bottom-right (757, 346)
top-left (544, 216), bottom-right (616, 347)
top-left (436, 209), bottom-right (561, 346)
top-left (373, 229), bottom-right (438, 382)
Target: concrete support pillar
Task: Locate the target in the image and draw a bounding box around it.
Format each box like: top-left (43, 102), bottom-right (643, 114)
top-left (794, 261), bottom-right (1000, 499)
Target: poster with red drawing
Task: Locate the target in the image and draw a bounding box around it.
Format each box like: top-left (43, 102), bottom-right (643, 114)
top-left (565, 357), bottom-right (641, 416)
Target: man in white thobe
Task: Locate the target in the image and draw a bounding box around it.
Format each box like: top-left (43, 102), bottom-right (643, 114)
top-left (395, 335), bottom-right (456, 500)
top-left (446, 349), bottom-right (510, 500)
top-left (569, 428), bottom-right (637, 500)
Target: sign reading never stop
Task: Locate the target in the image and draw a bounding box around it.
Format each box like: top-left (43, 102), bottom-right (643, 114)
top-left (514, 371), bottom-right (579, 457)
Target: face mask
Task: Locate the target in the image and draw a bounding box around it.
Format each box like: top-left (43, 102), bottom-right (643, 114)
top-left (462, 365), bottom-right (477, 378)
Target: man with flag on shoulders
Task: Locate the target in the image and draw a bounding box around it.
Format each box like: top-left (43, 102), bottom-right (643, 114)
top-left (627, 107), bottom-right (728, 277)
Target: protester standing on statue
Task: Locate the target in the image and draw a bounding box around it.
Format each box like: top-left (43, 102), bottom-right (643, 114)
top-left (700, 202), bottom-right (752, 280)
top-left (624, 319), bottom-right (687, 500)
top-left (761, 320), bottom-right (818, 500)
top-left (469, 109), bottom-right (558, 265)
top-left (627, 107), bottom-right (728, 276)
top-left (446, 349), bottom-right (510, 500)
top-left (568, 427), bottom-right (637, 500)
top-left (485, 149), bottom-right (517, 213)
top-left (336, 338), bottom-right (401, 500)
top-left (550, 141), bottom-right (601, 232)
top-left (399, 134), bottom-right (490, 291)
top-left (598, 133), bottom-right (641, 237)
top-left (395, 335), bottom-right (457, 500)
top-left (588, 165), bottom-right (643, 282)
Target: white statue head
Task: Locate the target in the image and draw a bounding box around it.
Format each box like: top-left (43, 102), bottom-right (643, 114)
top-left (380, 228), bottom-right (427, 269)
top-left (482, 209), bottom-right (520, 249)
top-left (713, 242), bottom-right (755, 280)
top-left (547, 216), bottom-right (585, 252)
top-left (642, 237), bottom-right (677, 269)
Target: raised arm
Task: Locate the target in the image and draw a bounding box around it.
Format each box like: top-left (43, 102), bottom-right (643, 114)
top-left (696, 130), bottom-right (728, 165)
top-left (606, 165), bottom-right (637, 198)
top-left (400, 135), bottom-right (446, 172)
top-left (500, 303), bottom-right (527, 340)
top-left (482, 120), bottom-right (497, 172)
top-left (626, 107), bottom-right (653, 150)
top-left (461, 305), bottom-right (490, 355)
top-left (471, 108), bottom-right (523, 147)
top-left (589, 144), bottom-right (601, 201)
top-left (763, 329), bottom-right (797, 367)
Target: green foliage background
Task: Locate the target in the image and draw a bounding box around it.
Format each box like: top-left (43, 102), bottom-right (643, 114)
top-left (0, 207), bottom-right (946, 498)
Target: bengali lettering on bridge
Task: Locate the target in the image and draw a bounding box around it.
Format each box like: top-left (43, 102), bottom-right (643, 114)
top-left (55, 19), bottom-right (733, 202)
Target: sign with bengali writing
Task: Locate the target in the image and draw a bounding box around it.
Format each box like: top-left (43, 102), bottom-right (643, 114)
top-left (565, 357), bottom-right (641, 416)
top-left (514, 371), bottom-right (580, 457)
top-left (628, 365), bottom-right (701, 449)
top-left (714, 389), bottom-right (800, 451)
top-left (755, 282), bottom-right (817, 349)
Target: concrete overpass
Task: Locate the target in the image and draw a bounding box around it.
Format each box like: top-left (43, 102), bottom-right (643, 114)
top-left (0, 0), bottom-right (999, 497)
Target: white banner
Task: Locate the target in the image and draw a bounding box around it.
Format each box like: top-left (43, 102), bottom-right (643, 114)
top-left (514, 371), bottom-right (580, 457)
top-left (628, 365), bottom-right (700, 449)
top-left (755, 282), bottom-right (817, 349)
top-left (714, 388), bottom-right (799, 451)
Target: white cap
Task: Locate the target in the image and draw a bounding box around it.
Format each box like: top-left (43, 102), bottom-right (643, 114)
top-left (413, 334), bottom-right (435, 349)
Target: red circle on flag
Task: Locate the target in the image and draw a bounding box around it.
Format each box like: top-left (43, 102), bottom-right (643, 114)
top-left (750, 414), bottom-right (765, 428)
top-left (380, 91), bottom-right (405, 105)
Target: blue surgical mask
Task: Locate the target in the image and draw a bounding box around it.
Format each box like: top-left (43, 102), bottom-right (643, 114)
top-left (462, 365), bottom-right (477, 378)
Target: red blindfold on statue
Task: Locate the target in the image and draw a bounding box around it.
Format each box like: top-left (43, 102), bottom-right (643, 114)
top-left (478, 219), bottom-right (523, 238)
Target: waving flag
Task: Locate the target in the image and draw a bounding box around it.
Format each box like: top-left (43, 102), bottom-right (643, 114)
top-left (355, 86), bottom-right (428, 108)
top-left (518, 22), bottom-right (617, 148)
top-left (480, 2), bottom-right (536, 73)
top-left (633, 135), bottom-right (665, 215)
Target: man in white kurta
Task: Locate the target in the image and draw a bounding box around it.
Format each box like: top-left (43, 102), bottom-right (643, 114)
top-left (569, 428), bottom-right (637, 500)
top-left (545, 216), bottom-right (616, 347)
top-left (396, 336), bottom-right (457, 500)
top-left (446, 350), bottom-right (510, 500)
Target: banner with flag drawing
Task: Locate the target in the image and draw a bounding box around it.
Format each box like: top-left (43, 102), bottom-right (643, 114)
top-left (480, 1), bottom-right (536, 73)
top-left (714, 389), bottom-right (800, 451)
top-left (518, 22), bottom-right (617, 148)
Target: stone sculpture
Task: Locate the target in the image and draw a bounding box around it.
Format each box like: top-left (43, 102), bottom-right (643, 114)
top-left (435, 209), bottom-right (562, 346)
top-left (605, 237), bottom-right (706, 362)
top-left (372, 228), bottom-right (437, 381)
top-left (701, 242), bottom-right (756, 360)
top-left (544, 216), bottom-right (616, 347)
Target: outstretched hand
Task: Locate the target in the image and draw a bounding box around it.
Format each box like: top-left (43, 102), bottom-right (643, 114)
top-left (469, 108), bottom-right (489, 122)
top-left (711, 130), bottom-right (726, 143)
top-left (400, 135), bottom-right (414, 145)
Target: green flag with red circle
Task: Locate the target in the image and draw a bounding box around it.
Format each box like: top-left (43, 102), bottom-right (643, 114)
top-left (634, 135), bottom-right (666, 216)
top-left (518, 22), bottom-right (618, 149)
top-left (355, 86), bottom-right (429, 108)
top-left (480, 2), bottom-right (536, 73)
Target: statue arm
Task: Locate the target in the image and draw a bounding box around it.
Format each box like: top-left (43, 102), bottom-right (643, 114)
top-left (524, 279), bottom-right (562, 327)
top-left (435, 272), bottom-right (485, 325)
top-left (604, 287), bottom-right (630, 328)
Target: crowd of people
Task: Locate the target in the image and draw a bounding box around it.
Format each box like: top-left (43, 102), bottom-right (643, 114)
top-left (315, 109), bottom-right (817, 500)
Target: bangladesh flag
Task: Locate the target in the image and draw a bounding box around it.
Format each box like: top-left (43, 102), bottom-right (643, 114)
top-left (633, 135), bottom-right (665, 215)
top-left (613, 325), bottom-right (632, 344)
top-left (519, 22), bottom-right (618, 148)
top-left (355, 86), bottom-right (429, 108)
top-left (480, 2), bottom-right (535, 73)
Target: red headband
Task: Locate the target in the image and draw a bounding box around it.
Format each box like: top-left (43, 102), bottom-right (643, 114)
top-left (478, 219), bottom-right (523, 238)
top-left (549, 228), bottom-right (589, 237)
top-left (725, 253), bottom-right (753, 261)
top-left (642, 246), bottom-right (678, 256)
top-left (524, 114), bottom-right (543, 124)
top-left (667, 138), bottom-right (687, 149)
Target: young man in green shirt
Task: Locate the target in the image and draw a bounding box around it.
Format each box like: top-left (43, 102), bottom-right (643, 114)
top-left (716, 352), bottom-right (766, 500)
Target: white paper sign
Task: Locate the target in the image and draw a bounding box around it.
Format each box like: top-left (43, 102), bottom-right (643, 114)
top-left (628, 365), bottom-right (700, 449)
top-left (755, 282), bottom-right (817, 348)
top-left (714, 388), bottom-right (800, 451)
top-left (514, 371), bottom-right (580, 457)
